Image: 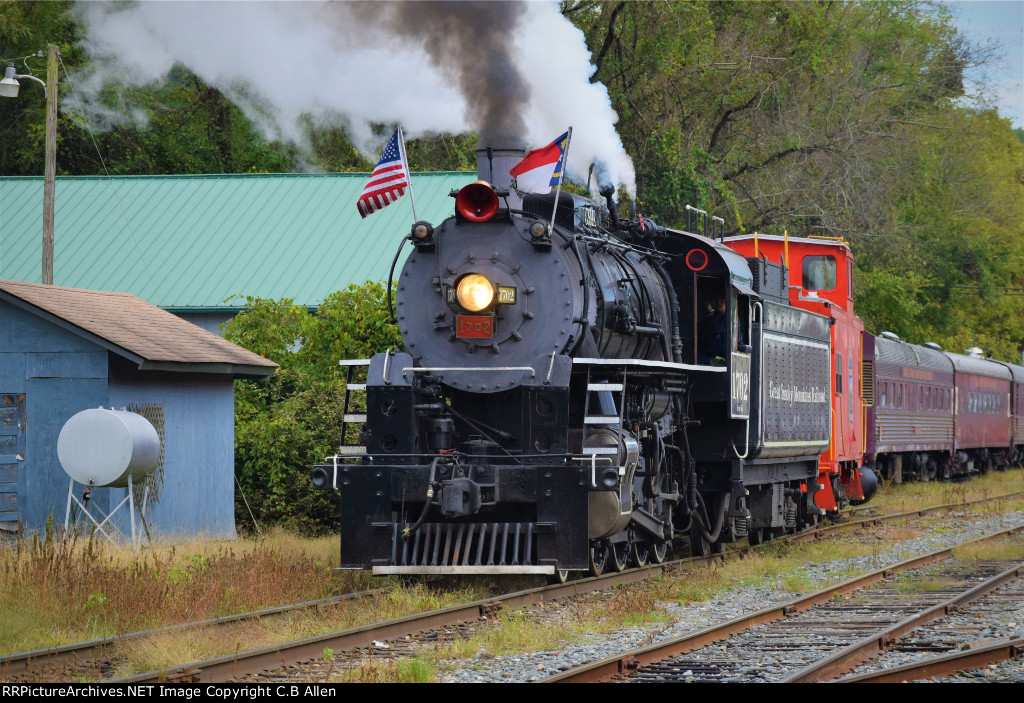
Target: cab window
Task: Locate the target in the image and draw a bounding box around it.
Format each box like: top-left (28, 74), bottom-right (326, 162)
top-left (802, 255), bottom-right (837, 291)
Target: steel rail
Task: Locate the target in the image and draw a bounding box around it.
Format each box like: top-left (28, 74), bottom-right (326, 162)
top-left (6, 490), bottom-right (1020, 682)
top-left (107, 573), bottom-right (674, 683)
top-left (788, 490), bottom-right (1024, 547)
top-left (782, 561), bottom-right (1024, 682)
top-left (836, 637), bottom-right (1024, 683)
top-left (543, 525), bottom-right (1024, 683)
top-left (0, 588), bottom-right (380, 678)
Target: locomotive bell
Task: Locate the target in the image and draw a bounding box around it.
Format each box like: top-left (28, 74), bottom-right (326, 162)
top-left (455, 181), bottom-right (500, 222)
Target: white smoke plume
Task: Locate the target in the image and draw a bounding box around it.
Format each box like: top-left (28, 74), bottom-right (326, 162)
top-left (72, 1), bottom-right (635, 192)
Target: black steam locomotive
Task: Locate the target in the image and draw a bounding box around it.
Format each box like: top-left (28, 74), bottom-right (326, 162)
top-left (313, 149), bottom-right (853, 579)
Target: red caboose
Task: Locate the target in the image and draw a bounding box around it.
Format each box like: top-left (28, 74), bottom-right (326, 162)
top-left (725, 234), bottom-right (873, 511)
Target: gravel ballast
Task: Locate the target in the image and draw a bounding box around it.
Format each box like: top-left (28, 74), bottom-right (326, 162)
top-left (437, 510), bottom-right (1024, 683)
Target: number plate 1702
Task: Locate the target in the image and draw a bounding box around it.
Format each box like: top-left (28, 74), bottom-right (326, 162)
top-left (456, 315), bottom-right (494, 338)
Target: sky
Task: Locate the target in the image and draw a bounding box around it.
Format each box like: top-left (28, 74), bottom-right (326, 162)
top-left (946, 0), bottom-right (1024, 127)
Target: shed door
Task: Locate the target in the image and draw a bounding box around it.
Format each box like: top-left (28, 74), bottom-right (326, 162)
top-left (0, 393), bottom-right (25, 528)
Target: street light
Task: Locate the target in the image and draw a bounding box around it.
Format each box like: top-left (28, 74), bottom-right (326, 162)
top-left (1, 62), bottom-right (46, 98)
top-left (1, 46), bottom-right (58, 285)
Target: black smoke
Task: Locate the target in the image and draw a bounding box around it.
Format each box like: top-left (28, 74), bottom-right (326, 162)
top-left (354, 1), bottom-right (530, 147)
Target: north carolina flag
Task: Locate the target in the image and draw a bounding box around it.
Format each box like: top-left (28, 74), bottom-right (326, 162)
top-left (509, 131), bottom-right (569, 194)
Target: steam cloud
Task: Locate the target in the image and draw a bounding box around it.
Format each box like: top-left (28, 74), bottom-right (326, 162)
top-left (72, 1), bottom-right (635, 192)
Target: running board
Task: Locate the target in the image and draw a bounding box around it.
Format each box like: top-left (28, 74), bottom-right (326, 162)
top-left (373, 566), bottom-right (555, 575)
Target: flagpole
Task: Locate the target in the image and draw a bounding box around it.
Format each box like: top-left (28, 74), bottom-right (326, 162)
top-left (548, 127), bottom-right (572, 234)
top-left (397, 126), bottom-right (419, 222)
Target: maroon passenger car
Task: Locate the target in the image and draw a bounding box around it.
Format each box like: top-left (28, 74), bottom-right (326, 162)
top-left (998, 362), bottom-right (1024, 465)
top-left (947, 350), bottom-right (1012, 472)
top-left (864, 333), bottom-right (1023, 480)
top-left (864, 333), bottom-right (955, 481)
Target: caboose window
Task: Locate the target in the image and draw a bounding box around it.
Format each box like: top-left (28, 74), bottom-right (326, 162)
top-left (835, 354), bottom-right (842, 394)
top-left (802, 255), bottom-right (837, 291)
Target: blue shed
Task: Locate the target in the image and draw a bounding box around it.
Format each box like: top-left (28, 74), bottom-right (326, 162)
top-left (0, 279), bottom-right (277, 537)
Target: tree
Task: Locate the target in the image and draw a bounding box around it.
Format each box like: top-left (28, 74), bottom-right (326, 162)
top-left (564, 1), bottom-right (979, 238)
top-left (222, 282), bottom-right (398, 534)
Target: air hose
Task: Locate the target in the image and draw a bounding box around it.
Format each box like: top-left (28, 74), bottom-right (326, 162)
top-left (402, 456), bottom-right (443, 538)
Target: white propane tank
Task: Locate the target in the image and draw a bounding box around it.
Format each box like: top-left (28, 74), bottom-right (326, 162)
top-left (57, 408), bottom-right (160, 487)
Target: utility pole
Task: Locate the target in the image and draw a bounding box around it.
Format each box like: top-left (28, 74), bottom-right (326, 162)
top-left (42, 44), bottom-right (57, 285)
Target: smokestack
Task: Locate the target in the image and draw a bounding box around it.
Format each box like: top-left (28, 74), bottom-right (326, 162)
top-left (475, 146), bottom-right (525, 209)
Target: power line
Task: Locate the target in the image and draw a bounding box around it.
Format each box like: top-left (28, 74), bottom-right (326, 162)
top-left (57, 52), bottom-right (164, 306)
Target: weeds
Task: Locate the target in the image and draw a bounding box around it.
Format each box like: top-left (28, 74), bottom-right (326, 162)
top-left (334, 656), bottom-right (436, 683)
top-left (780, 571), bottom-right (815, 593)
top-left (952, 539), bottom-right (1024, 562)
top-left (868, 466), bottom-right (1024, 515)
top-left (0, 527), bottom-right (367, 656)
top-left (896, 576), bottom-right (954, 594)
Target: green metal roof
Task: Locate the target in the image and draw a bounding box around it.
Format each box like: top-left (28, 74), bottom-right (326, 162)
top-left (0, 172), bottom-right (475, 310)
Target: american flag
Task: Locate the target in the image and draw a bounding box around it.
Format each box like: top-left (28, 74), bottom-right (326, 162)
top-left (357, 129), bottom-right (410, 218)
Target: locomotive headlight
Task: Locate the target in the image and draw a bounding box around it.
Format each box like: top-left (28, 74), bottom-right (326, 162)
top-left (529, 221), bottom-right (548, 239)
top-left (411, 221), bottom-right (434, 240)
top-left (456, 274), bottom-right (494, 312)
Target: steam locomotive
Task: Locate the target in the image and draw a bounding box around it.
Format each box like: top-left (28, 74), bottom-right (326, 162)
top-left (312, 147), bottom-right (893, 579)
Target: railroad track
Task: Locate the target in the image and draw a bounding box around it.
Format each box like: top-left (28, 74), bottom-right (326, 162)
top-left (0, 589), bottom-right (381, 680)
top-left (544, 528), bottom-right (1024, 682)
top-left (3, 490), bottom-right (1021, 683)
top-left (836, 572), bottom-right (1024, 683)
top-left (837, 637), bottom-right (1024, 683)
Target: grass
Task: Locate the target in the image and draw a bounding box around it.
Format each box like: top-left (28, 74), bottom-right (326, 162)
top-left (3, 469), bottom-right (1023, 680)
top-left (887, 526), bottom-right (924, 541)
top-left (951, 538), bottom-right (1024, 562)
top-left (0, 522), bottom-right (370, 657)
top-left (112, 580), bottom-right (491, 678)
top-left (640, 538), bottom-right (884, 606)
top-left (866, 465), bottom-right (1024, 515)
top-left (895, 576), bottom-right (955, 594)
top-left (333, 656), bottom-right (438, 683)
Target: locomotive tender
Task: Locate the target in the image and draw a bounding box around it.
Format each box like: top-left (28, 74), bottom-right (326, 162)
top-left (313, 149), bottom-right (867, 578)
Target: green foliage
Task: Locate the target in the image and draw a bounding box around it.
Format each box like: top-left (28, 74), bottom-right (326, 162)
top-left (566, 0), bottom-right (1024, 361)
top-left (853, 108), bottom-right (1024, 359)
top-left (222, 282), bottom-right (398, 534)
top-left (404, 132), bottom-right (478, 171)
top-left (396, 658), bottom-right (435, 684)
top-left (61, 67), bottom-right (298, 175)
top-left (854, 267), bottom-right (934, 339)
